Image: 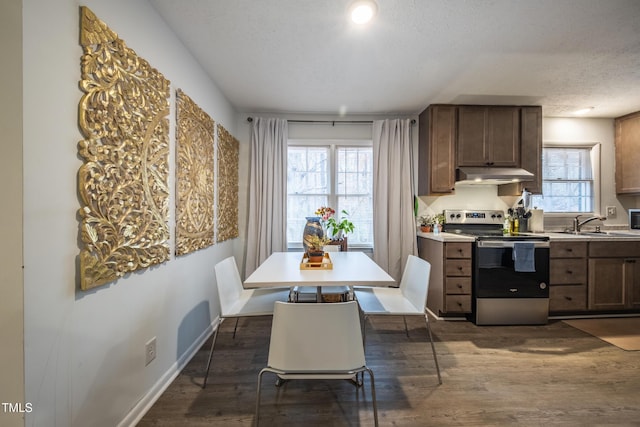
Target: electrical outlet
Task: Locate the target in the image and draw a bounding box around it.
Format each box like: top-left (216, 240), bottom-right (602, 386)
top-left (606, 206), bottom-right (616, 218)
top-left (145, 337), bottom-right (157, 366)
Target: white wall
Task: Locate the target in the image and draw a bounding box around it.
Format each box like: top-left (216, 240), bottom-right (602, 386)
top-left (0, 1), bottom-right (25, 426)
top-left (22, 0), bottom-right (237, 425)
top-left (544, 117), bottom-right (639, 226)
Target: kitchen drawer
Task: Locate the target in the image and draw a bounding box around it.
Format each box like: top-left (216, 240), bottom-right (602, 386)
top-left (589, 241), bottom-right (640, 258)
top-left (445, 242), bottom-right (472, 259)
top-left (549, 284), bottom-right (587, 312)
top-left (445, 259), bottom-right (472, 276)
top-left (550, 258), bottom-right (587, 284)
top-left (550, 241), bottom-right (587, 258)
top-left (445, 294), bottom-right (471, 313)
top-left (445, 277), bottom-right (472, 294)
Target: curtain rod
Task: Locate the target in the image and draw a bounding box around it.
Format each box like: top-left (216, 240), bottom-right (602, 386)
top-left (246, 117), bottom-right (416, 125)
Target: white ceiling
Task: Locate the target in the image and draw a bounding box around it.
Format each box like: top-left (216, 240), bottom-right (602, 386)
top-left (149, 0), bottom-right (640, 118)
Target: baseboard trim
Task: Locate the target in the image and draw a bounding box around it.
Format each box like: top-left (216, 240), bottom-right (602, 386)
top-left (117, 316), bottom-right (221, 427)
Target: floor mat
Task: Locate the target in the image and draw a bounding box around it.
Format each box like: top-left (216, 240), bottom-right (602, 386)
top-left (564, 317), bottom-right (640, 351)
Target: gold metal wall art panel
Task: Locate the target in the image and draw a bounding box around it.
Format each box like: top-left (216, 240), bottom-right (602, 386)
top-left (175, 89), bottom-right (215, 256)
top-left (77, 7), bottom-right (170, 290)
top-left (216, 125), bottom-right (239, 242)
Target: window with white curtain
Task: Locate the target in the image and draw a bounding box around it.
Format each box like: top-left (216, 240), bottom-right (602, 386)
top-left (287, 140), bottom-right (373, 249)
top-left (531, 145), bottom-right (600, 213)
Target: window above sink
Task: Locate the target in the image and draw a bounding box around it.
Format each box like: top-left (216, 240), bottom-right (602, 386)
top-left (531, 144), bottom-right (601, 215)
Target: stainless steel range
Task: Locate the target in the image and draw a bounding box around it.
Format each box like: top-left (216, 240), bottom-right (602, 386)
top-left (444, 209), bottom-right (550, 325)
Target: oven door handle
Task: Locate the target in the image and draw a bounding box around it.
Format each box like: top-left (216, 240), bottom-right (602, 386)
top-left (476, 240), bottom-right (550, 248)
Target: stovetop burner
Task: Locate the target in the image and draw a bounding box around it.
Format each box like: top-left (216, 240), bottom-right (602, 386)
top-left (464, 232), bottom-right (549, 241)
top-left (449, 229), bottom-right (549, 240)
top-left (444, 209), bottom-right (549, 241)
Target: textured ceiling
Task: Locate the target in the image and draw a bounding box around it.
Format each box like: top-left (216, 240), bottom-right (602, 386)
top-left (149, 0), bottom-right (640, 118)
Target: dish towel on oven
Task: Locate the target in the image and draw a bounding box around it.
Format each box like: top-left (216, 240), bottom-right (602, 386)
top-left (512, 242), bottom-right (536, 272)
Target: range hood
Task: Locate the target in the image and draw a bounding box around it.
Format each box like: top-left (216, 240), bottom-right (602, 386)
top-left (456, 167), bottom-right (534, 185)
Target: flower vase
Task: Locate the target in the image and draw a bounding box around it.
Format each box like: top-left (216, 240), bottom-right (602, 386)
top-left (303, 216), bottom-right (325, 254)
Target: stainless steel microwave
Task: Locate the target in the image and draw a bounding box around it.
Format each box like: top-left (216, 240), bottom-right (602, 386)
top-left (630, 209), bottom-right (640, 229)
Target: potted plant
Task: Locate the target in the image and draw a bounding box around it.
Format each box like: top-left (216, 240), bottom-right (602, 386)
top-left (433, 213), bottom-right (446, 232)
top-left (304, 234), bottom-right (331, 263)
top-left (326, 210), bottom-right (355, 239)
top-left (418, 215), bottom-right (433, 232)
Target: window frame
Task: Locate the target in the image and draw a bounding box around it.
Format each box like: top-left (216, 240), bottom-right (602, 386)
top-left (287, 138), bottom-right (373, 250)
top-left (533, 141), bottom-right (601, 218)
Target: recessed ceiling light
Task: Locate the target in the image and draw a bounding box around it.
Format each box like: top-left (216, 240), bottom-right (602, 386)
top-left (349, 0), bottom-right (377, 25)
top-left (573, 107), bottom-right (594, 115)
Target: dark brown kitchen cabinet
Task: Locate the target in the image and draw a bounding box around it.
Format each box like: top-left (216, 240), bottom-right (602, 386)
top-left (418, 237), bottom-right (472, 316)
top-left (418, 105), bottom-right (456, 194)
top-left (498, 106), bottom-right (543, 196)
top-left (457, 106), bottom-right (519, 167)
top-left (549, 241), bottom-right (587, 313)
top-left (614, 110), bottom-right (640, 194)
top-left (588, 241), bottom-right (640, 311)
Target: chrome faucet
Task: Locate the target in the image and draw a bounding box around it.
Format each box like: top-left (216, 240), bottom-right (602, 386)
top-left (573, 215), bottom-right (606, 233)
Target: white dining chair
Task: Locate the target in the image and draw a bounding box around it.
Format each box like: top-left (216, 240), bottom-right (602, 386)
top-left (354, 255), bottom-right (442, 384)
top-left (203, 256), bottom-right (291, 388)
top-left (255, 301), bottom-right (379, 426)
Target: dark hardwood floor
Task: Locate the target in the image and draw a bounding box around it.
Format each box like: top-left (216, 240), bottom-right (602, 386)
top-left (138, 315), bottom-right (640, 426)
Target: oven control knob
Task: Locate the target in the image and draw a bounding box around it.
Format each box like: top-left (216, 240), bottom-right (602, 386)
top-left (539, 282), bottom-right (547, 290)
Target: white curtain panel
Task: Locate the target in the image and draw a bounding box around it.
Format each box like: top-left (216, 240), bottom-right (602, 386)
top-left (372, 119), bottom-right (417, 281)
top-left (245, 117), bottom-right (288, 277)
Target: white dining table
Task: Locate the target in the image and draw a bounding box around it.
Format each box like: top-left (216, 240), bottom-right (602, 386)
top-left (244, 252), bottom-right (396, 300)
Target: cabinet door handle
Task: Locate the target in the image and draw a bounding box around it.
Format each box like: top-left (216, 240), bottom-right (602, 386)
top-left (566, 249), bottom-right (573, 253)
top-left (567, 270), bottom-right (572, 274)
top-left (564, 296), bottom-right (573, 301)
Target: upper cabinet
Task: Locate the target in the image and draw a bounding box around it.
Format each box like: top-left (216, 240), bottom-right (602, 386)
top-left (615, 111), bottom-right (640, 194)
top-left (498, 106), bottom-right (543, 196)
top-left (457, 106), bottom-right (519, 167)
top-left (418, 105), bottom-right (456, 194)
top-left (418, 104), bottom-right (543, 196)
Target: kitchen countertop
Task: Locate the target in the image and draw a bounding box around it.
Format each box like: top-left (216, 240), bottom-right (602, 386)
top-left (417, 229), bottom-right (640, 242)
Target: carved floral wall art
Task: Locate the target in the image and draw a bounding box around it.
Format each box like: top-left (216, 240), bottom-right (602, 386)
top-left (175, 89), bottom-right (215, 256)
top-left (77, 7), bottom-right (171, 290)
top-left (216, 125), bottom-right (239, 242)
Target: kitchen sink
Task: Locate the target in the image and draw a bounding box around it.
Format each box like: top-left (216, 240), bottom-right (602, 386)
top-left (580, 231), bottom-right (639, 237)
top-left (559, 231), bottom-right (639, 238)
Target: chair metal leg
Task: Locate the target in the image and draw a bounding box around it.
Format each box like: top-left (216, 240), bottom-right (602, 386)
top-left (403, 316), bottom-right (409, 337)
top-left (255, 369), bottom-right (267, 427)
top-left (425, 314), bottom-right (442, 385)
top-left (365, 367), bottom-right (379, 427)
top-left (361, 314), bottom-right (368, 348)
top-left (232, 317), bottom-right (239, 339)
top-left (203, 326), bottom-right (220, 389)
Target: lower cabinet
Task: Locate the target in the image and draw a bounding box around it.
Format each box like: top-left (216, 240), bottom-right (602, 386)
top-left (549, 241), bottom-right (588, 313)
top-left (418, 237), bottom-right (472, 316)
top-left (420, 238), bottom-right (640, 318)
top-left (588, 241), bottom-right (640, 311)
top-left (589, 257), bottom-right (640, 310)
